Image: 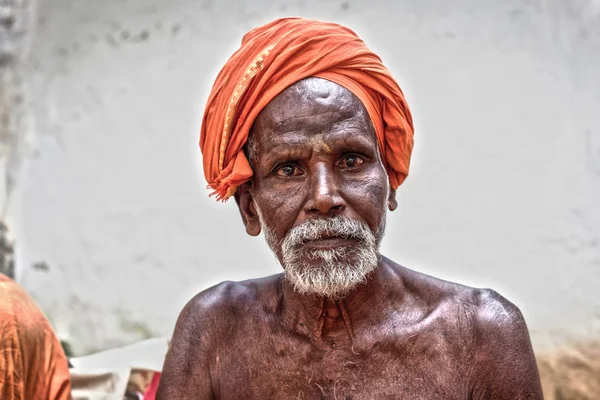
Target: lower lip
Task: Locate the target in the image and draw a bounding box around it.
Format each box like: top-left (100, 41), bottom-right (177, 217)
top-left (302, 237), bottom-right (357, 249)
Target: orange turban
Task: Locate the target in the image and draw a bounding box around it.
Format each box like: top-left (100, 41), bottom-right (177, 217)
top-left (200, 17), bottom-right (414, 201)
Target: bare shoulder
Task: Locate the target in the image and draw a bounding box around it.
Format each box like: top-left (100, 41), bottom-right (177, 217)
top-left (467, 287), bottom-right (526, 333)
top-left (161, 281), bottom-right (245, 375)
top-left (390, 260), bottom-right (525, 330)
top-left (173, 274), bottom-right (282, 340)
top-left (457, 286), bottom-right (532, 350)
top-left (467, 289), bottom-right (543, 397)
top-left (388, 261), bottom-right (543, 397)
top-left (157, 274), bottom-right (283, 399)
top-left (183, 279), bottom-right (256, 321)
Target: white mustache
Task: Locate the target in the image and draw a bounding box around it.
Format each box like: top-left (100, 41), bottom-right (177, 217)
top-left (281, 217), bottom-right (376, 252)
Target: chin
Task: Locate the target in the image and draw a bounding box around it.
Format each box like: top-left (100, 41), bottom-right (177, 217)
top-left (283, 246), bottom-right (379, 299)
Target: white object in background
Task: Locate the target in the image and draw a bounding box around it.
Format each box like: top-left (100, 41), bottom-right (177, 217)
top-left (70, 337), bottom-right (168, 372)
top-left (70, 368), bottom-right (131, 400)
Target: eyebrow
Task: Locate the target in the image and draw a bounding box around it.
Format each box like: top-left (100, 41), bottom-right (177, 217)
top-left (259, 129), bottom-right (377, 165)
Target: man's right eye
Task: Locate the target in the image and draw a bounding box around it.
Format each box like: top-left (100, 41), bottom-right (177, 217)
top-left (276, 164), bottom-right (302, 177)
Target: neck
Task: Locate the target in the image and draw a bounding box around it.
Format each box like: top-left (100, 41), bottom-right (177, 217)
top-left (279, 256), bottom-right (402, 348)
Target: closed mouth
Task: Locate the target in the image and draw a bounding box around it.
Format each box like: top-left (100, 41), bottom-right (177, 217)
top-left (301, 236), bottom-right (358, 250)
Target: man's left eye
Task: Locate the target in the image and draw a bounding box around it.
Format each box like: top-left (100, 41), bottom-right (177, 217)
top-left (338, 155), bottom-right (364, 169)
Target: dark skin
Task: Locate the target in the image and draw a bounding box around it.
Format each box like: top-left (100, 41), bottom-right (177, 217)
top-left (157, 78), bottom-right (543, 399)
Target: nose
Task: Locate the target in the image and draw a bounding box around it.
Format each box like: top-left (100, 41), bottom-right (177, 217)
top-left (305, 163), bottom-right (346, 215)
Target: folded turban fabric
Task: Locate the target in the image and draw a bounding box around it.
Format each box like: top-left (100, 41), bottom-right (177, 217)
top-left (0, 274), bottom-right (72, 400)
top-left (200, 17), bottom-right (414, 201)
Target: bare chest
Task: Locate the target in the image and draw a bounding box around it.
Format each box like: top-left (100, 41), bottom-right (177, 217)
top-left (214, 328), bottom-right (471, 400)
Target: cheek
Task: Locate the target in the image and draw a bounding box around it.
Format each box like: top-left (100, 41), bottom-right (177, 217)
top-left (253, 180), bottom-right (305, 238)
top-left (342, 166), bottom-right (389, 230)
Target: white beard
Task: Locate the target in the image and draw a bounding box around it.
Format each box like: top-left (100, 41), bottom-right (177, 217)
top-left (259, 214), bottom-right (383, 299)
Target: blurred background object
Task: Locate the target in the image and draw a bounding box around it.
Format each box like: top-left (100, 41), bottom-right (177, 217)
top-left (0, 220), bottom-right (15, 277)
top-left (69, 338), bottom-right (166, 399)
top-left (2, 0), bottom-right (599, 397)
top-left (1, 0), bottom-right (35, 240)
top-left (537, 338), bottom-right (600, 400)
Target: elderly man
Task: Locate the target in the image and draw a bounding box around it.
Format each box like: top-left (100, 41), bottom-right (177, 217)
top-left (158, 18), bottom-right (543, 399)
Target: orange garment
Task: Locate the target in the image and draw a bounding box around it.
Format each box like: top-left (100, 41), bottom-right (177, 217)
top-left (0, 274), bottom-right (72, 400)
top-left (200, 17), bottom-right (415, 201)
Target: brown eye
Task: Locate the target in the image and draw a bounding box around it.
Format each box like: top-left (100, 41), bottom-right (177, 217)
top-left (338, 154), bottom-right (364, 169)
top-left (276, 164), bottom-right (302, 177)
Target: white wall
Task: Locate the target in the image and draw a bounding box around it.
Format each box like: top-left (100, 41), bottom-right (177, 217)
top-left (12, 0), bottom-right (600, 354)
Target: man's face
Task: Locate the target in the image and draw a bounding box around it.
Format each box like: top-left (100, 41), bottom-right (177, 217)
top-left (237, 77), bottom-right (395, 298)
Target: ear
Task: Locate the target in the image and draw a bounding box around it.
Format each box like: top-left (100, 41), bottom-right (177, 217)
top-left (234, 182), bottom-right (262, 236)
top-left (388, 188), bottom-right (398, 211)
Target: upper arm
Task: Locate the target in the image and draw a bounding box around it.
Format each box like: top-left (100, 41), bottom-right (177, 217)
top-left (468, 290), bottom-right (543, 400)
top-left (156, 286), bottom-right (228, 400)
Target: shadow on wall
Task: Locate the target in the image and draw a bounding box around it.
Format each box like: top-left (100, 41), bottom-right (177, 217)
top-left (538, 338), bottom-right (600, 399)
top-left (0, 221), bottom-right (15, 278)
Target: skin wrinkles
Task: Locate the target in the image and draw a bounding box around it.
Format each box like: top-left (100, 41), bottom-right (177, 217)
top-left (157, 77), bottom-right (543, 399)
top-left (271, 110), bottom-right (355, 132)
top-left (248, 83), bottom-right (389, 248)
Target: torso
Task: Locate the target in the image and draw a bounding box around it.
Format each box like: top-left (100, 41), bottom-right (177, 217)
top-left (210, 261), bottom-right (480, 399)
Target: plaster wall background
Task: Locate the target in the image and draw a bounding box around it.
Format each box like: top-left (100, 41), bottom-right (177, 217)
top-left (8, 0), bottom-right (600, 354)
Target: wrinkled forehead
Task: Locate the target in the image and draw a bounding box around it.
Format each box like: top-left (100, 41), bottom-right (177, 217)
top-left (252, 77), bottom-right (375, 139)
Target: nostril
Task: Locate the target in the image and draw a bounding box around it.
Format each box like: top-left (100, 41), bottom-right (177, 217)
top-left (331, 204), bottom-right (345, 212)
